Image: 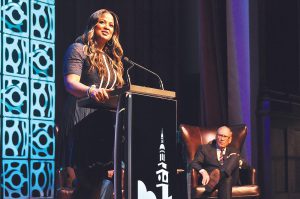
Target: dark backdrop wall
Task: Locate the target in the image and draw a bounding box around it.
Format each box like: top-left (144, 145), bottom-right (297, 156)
top-left (57, 0), bottom-right (176, 123)
top-left (256, 1), bottom-right (300, 199)
top-left (56, 0), bottom-right (208, 126)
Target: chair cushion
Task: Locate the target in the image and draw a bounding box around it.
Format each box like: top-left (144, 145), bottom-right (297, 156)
top-left (193, 185), bottom-right (260, 199)
top-left (56, 188), bottom-right (74, 199)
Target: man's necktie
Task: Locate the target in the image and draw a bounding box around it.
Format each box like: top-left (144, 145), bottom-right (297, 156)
top-left (220, 149), bottom-right (224, 165)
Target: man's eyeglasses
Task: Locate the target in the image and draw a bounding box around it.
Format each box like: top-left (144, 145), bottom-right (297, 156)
top-left (217, 134), bottom-right (231, 139)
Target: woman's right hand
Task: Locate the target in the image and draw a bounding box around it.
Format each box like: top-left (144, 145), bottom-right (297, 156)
top-left (64, 74), bottom-right (111, 102)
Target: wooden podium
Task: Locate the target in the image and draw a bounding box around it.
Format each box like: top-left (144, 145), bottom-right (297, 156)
top-left (79, 85), bottom-right (177, 199)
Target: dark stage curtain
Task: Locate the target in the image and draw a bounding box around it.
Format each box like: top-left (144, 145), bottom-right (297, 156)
top-left (197, 0), bottom-right (228, 126)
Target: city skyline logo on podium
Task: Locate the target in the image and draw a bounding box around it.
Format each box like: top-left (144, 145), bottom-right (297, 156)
top-left (138, 129), bottom-right (173, 199)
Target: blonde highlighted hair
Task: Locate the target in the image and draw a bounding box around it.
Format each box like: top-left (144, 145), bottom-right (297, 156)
top-left (81, 9), bottom-right (124, 86)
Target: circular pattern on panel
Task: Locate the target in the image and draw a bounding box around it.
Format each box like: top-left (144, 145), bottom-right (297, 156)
top-left (2, 0), bottom-right (29, 36)
top-left (3, 77), bottom-right (28, 118)
top-left (30, 161), bottom-right (54, 198)
top-left (31, 40), bottom-right (54, 80)
top-left (2, 118), bottom-right (29, 158)
top-left (2, 160), bottom-right (29, 198)
top-left (31, 1), bottom-right (54, 42)
top-left (3, 34), bottom-right (29, 77)
top-left (31, 121), bottom-right (55, 159)
top-left (31, 80), bottom-right (54, 119)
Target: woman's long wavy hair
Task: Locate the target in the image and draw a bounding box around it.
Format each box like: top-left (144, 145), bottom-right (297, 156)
top-left (81, 9), bottom-right (124, 86)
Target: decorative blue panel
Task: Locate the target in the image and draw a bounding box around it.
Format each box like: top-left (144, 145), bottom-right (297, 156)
top-left (0, 1), bottom-right (2, 32)
top-left (2, 117), bottom-right (29, 158)
top-left (30, 81), bottom-right (55, 120)
top-left (2, 76), bottom-right (29, 118)
top-left (2, 0), bottom-right (29, 37)
top-left (2, 160), bottom-right (29, 198)
top-left (1, 1), bottom-right (55, 198)
top-left (35, 0), bottom-right (55, 5)
top-left (30, 161), bottom-right (54, 198)
top-left (0, 33), bottom-right (2, 116)
top-left (0, 72), bottom-right (2, 117)
top-left (31, 120), bottom-right (55, 159)
top-left (31, 1), bottom-right (55, 42)
top-left (0, 33), bottom-right (2, 74)
top-left (31, 40), bottom-right (54, 81)
top-left (3, 34), bottom-right (29, 77)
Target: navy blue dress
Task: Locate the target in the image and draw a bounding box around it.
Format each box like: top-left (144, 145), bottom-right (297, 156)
top-left (60, 42), bottom-right (118, 169)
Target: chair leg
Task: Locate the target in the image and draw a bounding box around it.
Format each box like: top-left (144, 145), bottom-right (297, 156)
top-left (187, 172), bottom-right (191, 199)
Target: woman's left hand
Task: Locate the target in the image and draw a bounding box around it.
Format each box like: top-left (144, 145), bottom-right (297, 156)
top-left (89, 87), bottom-right (112, 102)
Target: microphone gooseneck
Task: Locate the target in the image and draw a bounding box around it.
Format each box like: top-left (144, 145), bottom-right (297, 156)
top-left (125, 61), bottom-right (134, 86)
top-left (123, 57), bottom-right (164, 90)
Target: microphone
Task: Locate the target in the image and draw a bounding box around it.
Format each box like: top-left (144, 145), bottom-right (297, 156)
top-left (123, 57), bottom-right (164, 90)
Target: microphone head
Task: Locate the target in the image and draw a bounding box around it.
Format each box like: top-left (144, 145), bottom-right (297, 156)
top-left (123, 57), bottom-right (129, 62)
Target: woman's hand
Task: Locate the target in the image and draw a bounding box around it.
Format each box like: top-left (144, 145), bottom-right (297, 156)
top-left (89, 87), bottom-right (112, 102)
top-left (64, 74), bottom-right (113, 102)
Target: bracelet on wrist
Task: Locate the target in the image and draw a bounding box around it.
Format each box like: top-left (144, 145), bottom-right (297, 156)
top-left (87, 85), bottom-right (96, 98)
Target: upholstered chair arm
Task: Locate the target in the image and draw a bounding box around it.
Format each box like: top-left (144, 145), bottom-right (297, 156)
top-left (56, 167), bottom-right (76, 199)
top-left (56, 169), bottom-right (63, 189)
top-left (239, 167), bottom-right (257, 185)
top-left (191, 169), bottom-right (200, 188)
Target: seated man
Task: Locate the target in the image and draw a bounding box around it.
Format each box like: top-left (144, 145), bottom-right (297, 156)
top-left (190, 126), bottom-right (246, 199)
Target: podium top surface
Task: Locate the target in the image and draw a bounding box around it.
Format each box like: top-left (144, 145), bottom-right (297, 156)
top-left (111, 84), bottom-right (176, 99)
top-left (78, 84), bottom-right (176, 109)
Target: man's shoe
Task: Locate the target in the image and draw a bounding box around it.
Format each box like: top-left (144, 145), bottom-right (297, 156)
top-left (205, 168), bottom-right (220, 192)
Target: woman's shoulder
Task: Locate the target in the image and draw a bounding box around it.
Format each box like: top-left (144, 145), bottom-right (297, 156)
top-left (65, 42), bottom-right (86, 59)
top-left (67, 42), bottom-right (85, 52)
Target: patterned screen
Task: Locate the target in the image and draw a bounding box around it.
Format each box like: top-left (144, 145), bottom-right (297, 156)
top-left (0, 0), bottom-right (55, 198)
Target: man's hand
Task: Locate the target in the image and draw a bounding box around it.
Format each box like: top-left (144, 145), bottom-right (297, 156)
top-left (226, 152), bottom-right (240, 158)
top-left (107, 170), bottom-right (114, 179)
top-left (199, 169), bottom-right (210, 185)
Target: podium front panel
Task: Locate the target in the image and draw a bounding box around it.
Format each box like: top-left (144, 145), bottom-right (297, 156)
top-left (126, 93), bottom-right (177, 199)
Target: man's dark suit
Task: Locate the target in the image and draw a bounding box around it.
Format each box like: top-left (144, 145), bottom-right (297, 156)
top-left (190, 140), bottom-right (240, 199)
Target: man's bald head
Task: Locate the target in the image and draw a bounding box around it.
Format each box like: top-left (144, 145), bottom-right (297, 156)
top-left (216, 126), bottom-right (232, 149)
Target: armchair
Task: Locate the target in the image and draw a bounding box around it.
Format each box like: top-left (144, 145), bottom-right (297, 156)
top-left (179, 124), bottom-right (260, 199)
top-left (56, 167), bottom-right (76, 199)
